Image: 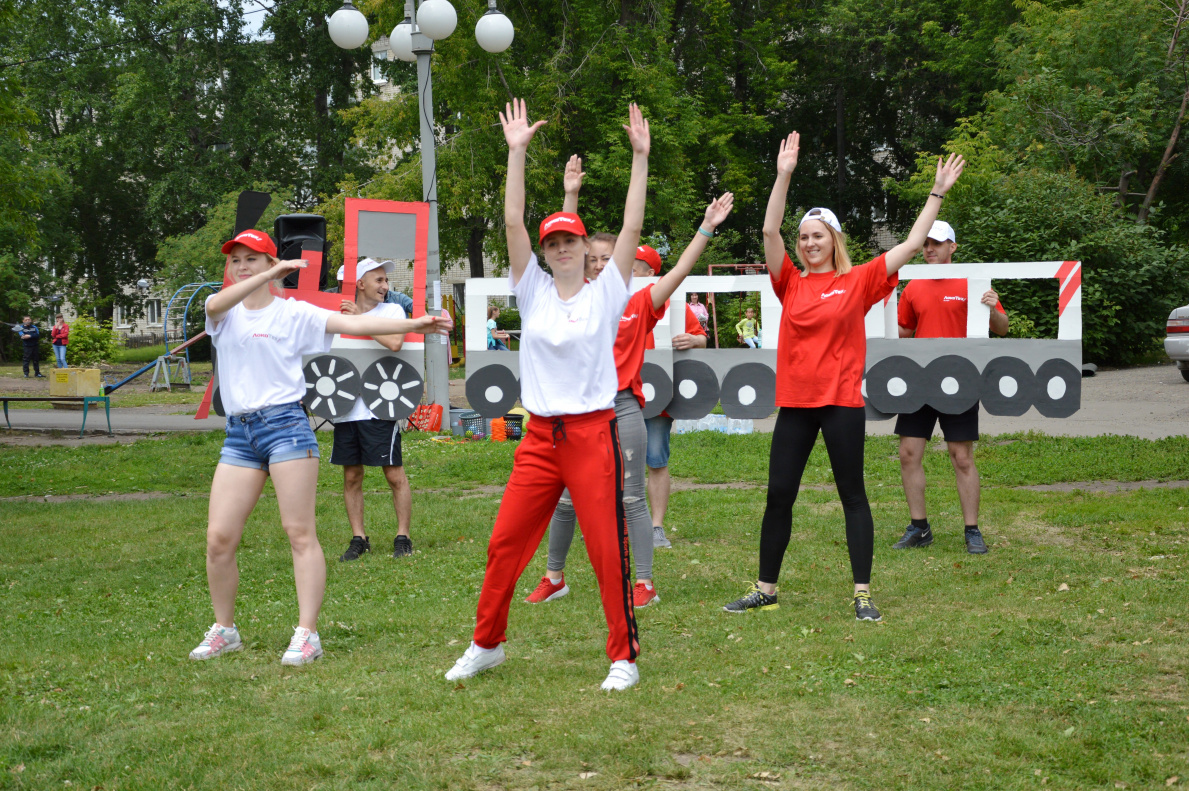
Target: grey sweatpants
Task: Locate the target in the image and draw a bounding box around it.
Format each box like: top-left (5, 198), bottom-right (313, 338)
top-left (546, 389), bottom-right (654, 580)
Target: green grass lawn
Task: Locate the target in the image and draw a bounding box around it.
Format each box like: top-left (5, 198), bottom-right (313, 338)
top-left (1, 432), bottom-right (1187, 790)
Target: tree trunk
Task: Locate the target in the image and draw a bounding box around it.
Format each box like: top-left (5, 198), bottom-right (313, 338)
top-left (835, 84), bottom-right (846, 216)
top-left (467, 217), bottom-right (487, 279)
top-left (1138, 84), bottom-right (1189, 224)
top-left (1115, 164), bottom-right (1134, 209)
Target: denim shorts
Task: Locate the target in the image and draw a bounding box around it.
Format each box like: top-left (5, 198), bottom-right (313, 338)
top-left (644, 414), bottom-right (673, 469)
top-left (220, 402), bottom-right (320, 471)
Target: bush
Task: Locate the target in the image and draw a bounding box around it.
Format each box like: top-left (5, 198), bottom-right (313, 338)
top-left (713, 292), bottom-right (763, 349)
top-left (67, 316), bottom-right (122, 366)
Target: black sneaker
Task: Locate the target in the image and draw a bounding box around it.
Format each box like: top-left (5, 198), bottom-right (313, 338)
top-left (34, 373), bottom-right (46, 378)
top-left (854, 591), bottom-right (882, 621)
top-left (339, 535), bottom-right (370, 562)
top-left (393, 535), bottom-right (413, 558)
top-left (723, 583), bottom-right (779, 613)
top-left (965, 527), bottom-right (988, 555)
top-left (892, 524), bottom-right (933, 549)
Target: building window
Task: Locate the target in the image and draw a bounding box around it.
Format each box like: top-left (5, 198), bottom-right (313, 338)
top-left (145, 299), bottom-right (162, 325)
top-left (372, 50), bottom-right (388, 83)
top-left (114, 306), bottom-right (130, 328)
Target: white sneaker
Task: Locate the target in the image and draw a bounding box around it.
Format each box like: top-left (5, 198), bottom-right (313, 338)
top-left (189, 623), bottom-right (243, 660)
top-left (281, 627), bottom-right (323, 666)
top-left (600, 660), bottom-right (639, 691)
top-left (445, 642), bottom-right (506, 680)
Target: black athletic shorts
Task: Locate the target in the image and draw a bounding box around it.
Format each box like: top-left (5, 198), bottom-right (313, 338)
top-left (330, 419), bottom-right (403, 467)
top-left (893, 403), bottom-right (979, 443)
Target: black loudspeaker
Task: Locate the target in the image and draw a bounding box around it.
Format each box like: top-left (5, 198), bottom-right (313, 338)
top-left (274, 214), bottom-right (331, 290)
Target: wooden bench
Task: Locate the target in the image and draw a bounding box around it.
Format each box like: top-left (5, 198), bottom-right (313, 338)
top-left (0, 396), bottom-right (113, 437)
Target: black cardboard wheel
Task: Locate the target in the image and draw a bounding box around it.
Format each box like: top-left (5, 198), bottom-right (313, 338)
top-left (303, 355), bottom-right (361, 420)
top-left (979, 356), bottom-right (1036, 416)
top-left (923, 355), bottom-right (981, 415)
top-left (720, 363), bottom-right (776, 419)
top-left (361, 358), bottom-right (424, 422)
top-left (639, 362), bottom-right (673, 419)
top-left (465, 365), bottom-right (520, 419)
top-left (665, 359), bottom-right (720, 420)
top-left (1033, 358), bottom-right (1081, 418)
top-left (863, 356), bottom-right (926, 414)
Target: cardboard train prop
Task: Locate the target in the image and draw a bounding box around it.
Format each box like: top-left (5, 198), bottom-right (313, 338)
top-left (464, 260), bottom-right (1082, 421)
top-left (199, 196), bottom-right (430, 422)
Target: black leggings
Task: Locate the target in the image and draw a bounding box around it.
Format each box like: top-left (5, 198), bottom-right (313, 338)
top-left (758, 406), bottom-right (874, 585)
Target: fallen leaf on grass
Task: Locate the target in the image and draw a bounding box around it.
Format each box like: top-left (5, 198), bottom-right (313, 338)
top-left (844, 678), bottom-right (856, 686)
top-left (1063, 726), bottom-right (1076, 737)
top-left (748, 771), bottom-right (781, 781)
top-left (1166, 777), bottom-right (1179, 787)
top-left (579, 772), bottom-right (598, 779)
top-left (919, 718), bottom-right (931, 723)
top-left (10, 764), bottom-right (24, 773)
top-left (447, 639), bottom-right (460, 645)
top-left (1058, 583), bottom-right (1070, 592)
top-left (453, 683), bottom-right (465, 691)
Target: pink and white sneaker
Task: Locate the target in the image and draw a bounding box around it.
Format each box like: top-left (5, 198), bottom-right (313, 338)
top-left (281, 626), bottom-right (323, 666)
top-left (189, 623), bottom-right (243, 661)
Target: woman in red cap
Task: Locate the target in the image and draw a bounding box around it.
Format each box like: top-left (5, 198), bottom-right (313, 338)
top-left (190, 230), bottom-right (452, 666)
top-left (446, 98), bottom-right (651, 691)
top-left (723, 132), bottom-right (965, 622)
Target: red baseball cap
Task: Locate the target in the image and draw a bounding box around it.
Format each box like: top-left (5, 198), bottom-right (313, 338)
top-left (538, 212), bottom-right (587, 244)
top-left (636, 245), bottom-right (662, 275)
top-left (221, 229), bottom-right (277, 256)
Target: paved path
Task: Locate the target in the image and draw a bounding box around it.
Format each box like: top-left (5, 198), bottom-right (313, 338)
top-left (4, 364), bottom-right (1186, 440)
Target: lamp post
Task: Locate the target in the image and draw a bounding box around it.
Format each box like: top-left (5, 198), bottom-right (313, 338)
top-left (329, 0), bottom-right (514, 415)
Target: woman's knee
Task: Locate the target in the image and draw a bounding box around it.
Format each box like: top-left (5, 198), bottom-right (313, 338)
top-left (282, 521), bottom-right (319, 552)
top-left (206, 527), bottom-right (240, 559)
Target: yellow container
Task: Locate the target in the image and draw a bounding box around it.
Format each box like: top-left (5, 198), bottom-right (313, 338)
top-left (49, 368), bottom-right (103, 397)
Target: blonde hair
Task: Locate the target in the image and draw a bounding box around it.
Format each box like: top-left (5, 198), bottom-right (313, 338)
top-left (794, 221), bottom-right (852, 276)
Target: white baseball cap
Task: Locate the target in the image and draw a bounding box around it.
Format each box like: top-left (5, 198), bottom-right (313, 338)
top-left (336, 265), bottom-right (345, 281)
top-left (799, 207), bottom-right (842, 234)
top-left (355, 258), bottom-right (396, 279)
top-left (927, 220), bottom-right (956, 243)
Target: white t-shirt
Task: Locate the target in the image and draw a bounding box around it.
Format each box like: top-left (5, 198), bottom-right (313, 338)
top-left (333, 301), bottom-right (406, 424)
top-left (511, 253), bottom-right (630, 417)
top-left (205, 295), bottom-right (335, 416)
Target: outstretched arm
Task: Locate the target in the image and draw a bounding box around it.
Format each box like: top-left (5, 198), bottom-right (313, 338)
top-left (651, 193), bottom-right (734, 310)
top-left (562, 155), bottom-right (583, 215)
top-left (884, 153), bottom-right (966, 275)
top-left (326, 311), bottom-right (452, 338)
top-left (500, 99), bottom-right (547, 286)
top-left (612, 103), bottom-right (651, 285)
top-left (762, 132), bottom-right (800, 280)
top-left (206, 258), bottom-right (302, 323)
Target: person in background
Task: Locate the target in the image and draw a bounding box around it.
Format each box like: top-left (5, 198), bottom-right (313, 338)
top-left (487, 305), bottom-right (511, 350)
top-left (329, 262), bottom-right (416, 316)
top-left (736, 307), bottom-right (761, 348)
top-left (892, 220), bottom-right (1008, 555)
top-left (17, 316), bottom-right (44, 378)
top-left (687, 292), bottom-right (709, 331)
top-left (51, 314), bottom-right (69, 368)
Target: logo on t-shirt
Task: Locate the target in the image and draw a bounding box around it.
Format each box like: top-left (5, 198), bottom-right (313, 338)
top-left (820, 289), bottom-right (846, 300)
top-left (943, 295), bottom-right (966, 302)
top-left (619, 312), bottom-right (639, 324)
top-left (252, 333), bottom-right (272, 339)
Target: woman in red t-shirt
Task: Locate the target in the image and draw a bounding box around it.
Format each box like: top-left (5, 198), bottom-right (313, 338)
top-left (723, 131), bottom-right (965, 622)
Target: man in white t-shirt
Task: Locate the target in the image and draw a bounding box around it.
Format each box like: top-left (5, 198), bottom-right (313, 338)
top-left (331, 258), bottom-right (416, 561)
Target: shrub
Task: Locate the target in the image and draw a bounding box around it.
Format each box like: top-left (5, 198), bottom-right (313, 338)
top-left (67, 316), bottom-right (122, 366)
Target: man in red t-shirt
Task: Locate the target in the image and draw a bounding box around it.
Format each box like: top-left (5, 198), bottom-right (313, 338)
top-left (893, 220), bottom-right (1008, 555)
top-left (636, 245), bottom-right (708, 550)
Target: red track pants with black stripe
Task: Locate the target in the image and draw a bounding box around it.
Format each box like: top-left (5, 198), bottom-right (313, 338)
top-left (473, 408), bottom-right (640, 663)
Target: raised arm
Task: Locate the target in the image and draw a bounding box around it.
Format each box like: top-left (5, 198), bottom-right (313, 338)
top-left (562, 154), bottom-right (583, 215)
top-left (611, 103), bottom-right (651, 285)
top-left (884, 153), bottom-right (966, 275)
top-left (326, 311), bottom-right (452, 338)
top-left (762, 132), bottom-right (800, 280)
top-left (651, 193), bottom-right (734, 310)
top-left (500, 99), bottom-right (547, 286)
top-left (205, 258), bottom-right (302, 323)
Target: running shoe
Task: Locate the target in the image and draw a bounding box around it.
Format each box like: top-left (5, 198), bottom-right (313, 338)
top-left (965, 527), bottom-right (989, 555)
top-left (189, 623), bottom-right (243, 660)
top-left (653, 525), bottom-right (672, 549)
top-left (445, 642), bottom-right (506, 680)
top-left (525, 575), bottom-right (570, 603)
top-left (853, 591), bottom-right (882, 622)
top-left (600, 659), bottom-right (639, 691)
top-left (393, 535), bottom-right (413, 558)
top-left (281, 626), bottom-right (323, 666)
top-left (892, 524), bottom-right (933, 549)
top-left (722, 583), bottom-right (779, 613)
top-left (339, 535), bottom-right (370, 562)
top-left (633, 582), bottom-right (659, 608)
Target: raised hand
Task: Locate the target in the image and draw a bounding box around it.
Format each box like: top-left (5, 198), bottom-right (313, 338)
top-left (564, 155), bottom-right (585, 194)
top-left (932, 152), bottom-right (966, 195)
top-left (776, 132), bottom-right (800, 176)
top-left (499, 98), bottom-right (546, 151)
top-left (623, 103), bottom-right (650, 157)
top-left (703, 192), bottom-right (735, 230)
top-left (267, 258), bottom-right (304, 280)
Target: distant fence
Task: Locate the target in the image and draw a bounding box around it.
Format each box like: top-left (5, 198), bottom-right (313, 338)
top-left (122, 330), bottom-right (184, 349)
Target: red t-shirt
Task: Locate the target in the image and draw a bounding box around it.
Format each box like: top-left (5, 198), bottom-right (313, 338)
top-left (614, 285), bottom-right (667, 406)
top-left (771, 253), bottom-right (898, 408)
top-left (898, 278), bottom-right (1006, 339)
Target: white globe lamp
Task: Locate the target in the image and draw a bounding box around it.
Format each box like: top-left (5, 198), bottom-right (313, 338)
top-left (390, 17), bottom-right (416, 62)
top-left (417, 0), bottom-right (457, 41)
top-left (328, 0), bottom-right (369, 49)
top-left (475, 6), bottom-right (514, 53)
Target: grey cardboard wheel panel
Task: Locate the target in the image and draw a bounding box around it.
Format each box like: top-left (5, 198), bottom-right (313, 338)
top-left (720, 362), bottom-right (776, 419)
top-left (1033, 358), bottom-right (1081, 418)
top-left (980, 356), bottom-right (1036, 417)
top-left (639, 362), bottom-right (673, 419)
top-left (666, 359), bottom-right (721, 420)
top-left (465, 364), bottom-right (520, 419)
top-left (361, 358), bottom-right (424, 422)
top-left (302, 355), bottom-right (362, 420)
top-left (922, 355), bottom-right (981, 414)
top-left (864, 356), bottom-right (926, 414)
